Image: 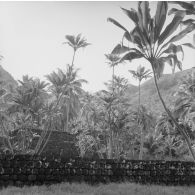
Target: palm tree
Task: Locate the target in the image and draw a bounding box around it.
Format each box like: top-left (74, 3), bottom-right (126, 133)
top-left (108, 1), bottom-right (195, 160)
top-left (105, 54), bottom-right (121, 94)
top-left (129, 65), bottom-right (152, 107)
top-left (129, 65), bottom-right (151, 160)
top-left (46, 69), bottom-right (68, 99)
top-left (105, 53), bottom-right (123, 159)
top-left (63, 34), bottom-right (90, 66)
top-left (64, 65), bottom-right (87, 131)
top-left (10, 76), bottom-right (48, 127)
top-left (98, 82), bottom-right (131, 159)
top-left (46, 65), bottom-right (87, 131)
top-left (36, 66), bottom-right (87, 155)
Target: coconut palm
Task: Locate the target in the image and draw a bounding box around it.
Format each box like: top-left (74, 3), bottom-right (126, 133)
top-left (108, 1), bottom-right (195, 160)
top-left (129, 65), bottom-right (152, 107)
top-left (46, 65), bottom-right (87, 131)
top-left (64, 65), bottom-right (87, 131)
top-left (63, 34), bottom-right (90, 66)
top-left (36, 66), bottom-right (88, 155)
top-left (46, 69), bottom-right (68, 99)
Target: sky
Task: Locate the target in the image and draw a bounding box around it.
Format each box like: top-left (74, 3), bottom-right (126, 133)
top-left (0, 1), bottom-right (195, 92)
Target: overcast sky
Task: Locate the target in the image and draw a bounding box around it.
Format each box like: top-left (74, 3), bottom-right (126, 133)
top-left (0, 1), bottom-right (195, 92)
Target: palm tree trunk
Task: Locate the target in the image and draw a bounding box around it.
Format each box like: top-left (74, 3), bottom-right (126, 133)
top-left (108, 110), bottom-right (113, 159)
top-left (139, 127), bottom-right (144, 160)
top-left (72, 50), bottom-right (76, 66)
top-left (138, 80), bottom-right (141, 107)
top-left (151, 64), bottom-right (195, 161)
top-left (112, 65), bottom-right (115, 94)
top-left (66, 95), bottom-right (70, 132)
top-left (138, 80), bottom-right (144, 160)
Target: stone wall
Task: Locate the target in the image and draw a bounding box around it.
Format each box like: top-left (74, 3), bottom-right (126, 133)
top-left (0, 155), bottom-right (195, 187)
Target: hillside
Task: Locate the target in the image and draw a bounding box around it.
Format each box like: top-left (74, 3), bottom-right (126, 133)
top-left (0, 65), bottom-right (17, 90)
top-left (126, 68), bottom-right (195, 116)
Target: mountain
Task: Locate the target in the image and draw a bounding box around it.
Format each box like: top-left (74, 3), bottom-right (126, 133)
top-left (0, 65), bottom-right (17, 90)
top-left (126, 68), bottom-right (195, 116)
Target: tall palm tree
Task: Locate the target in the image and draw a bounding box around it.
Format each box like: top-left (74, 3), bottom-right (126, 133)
top-left (105, 51), bottom-right (122, 159)
top-left (64, 65), bottom-right (88, 131)
top-left (63, 34), bottom-right (90, 66)
top-left (46, 65), bottom-right (87, 131)
top-left (129, 65), bottom-right (152, 107)
top-left (129, 65), bottom-right (151, 160)
top-left (37, 67), bottom-right (87, 155)
top-left (108, 1), bottom-right (195, 161)
top-left (105, 54), bottom-right (121, 94)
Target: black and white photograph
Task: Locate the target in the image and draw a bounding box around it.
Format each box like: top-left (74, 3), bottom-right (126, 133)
top-left (0, 1), bottom-right (195, 194)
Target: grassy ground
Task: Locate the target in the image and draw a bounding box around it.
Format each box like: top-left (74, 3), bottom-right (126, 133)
top-left (0, 182), bottom-right (195, 195)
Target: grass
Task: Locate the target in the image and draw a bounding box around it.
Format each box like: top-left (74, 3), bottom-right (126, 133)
top-left (0, 182), bottom-right (195, 195)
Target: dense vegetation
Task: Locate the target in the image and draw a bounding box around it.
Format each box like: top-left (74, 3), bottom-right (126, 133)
top-left (1, 1), bottom-right (195, 162)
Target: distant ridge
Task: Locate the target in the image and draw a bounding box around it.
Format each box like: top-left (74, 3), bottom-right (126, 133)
top-left (126, 68), bottom-right (195, 116)
top-left (0, 65), bottom-right (17, 89)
